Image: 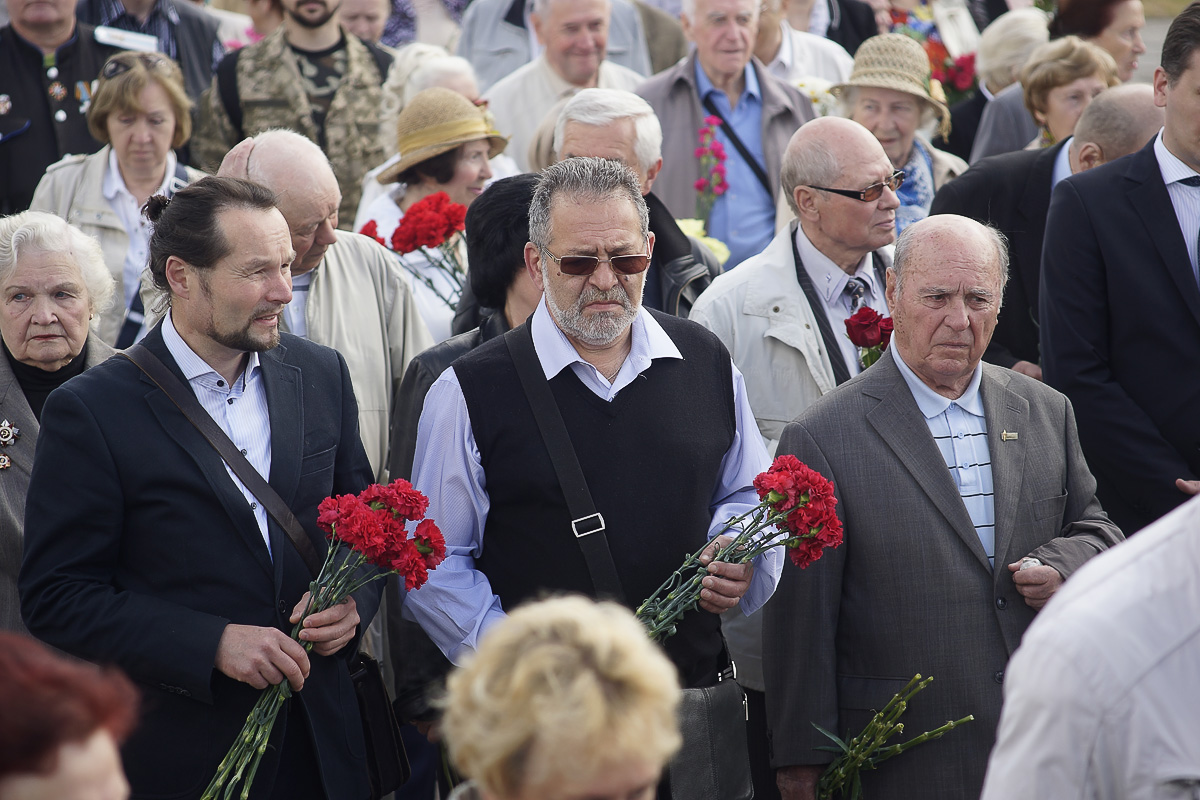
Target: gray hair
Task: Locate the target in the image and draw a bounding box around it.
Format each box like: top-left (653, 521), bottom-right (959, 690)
top-left (892, 216), bottom-right (1010, 299)
top-left (1071, 84), bottom-right (1163, 163)
top-left (531, 0), bottom-right (609, 16)
top-left (975, 8), bottom-right (1050, 92)
top-left (781, 137), bottom-right (841, 215)
top-left (553, 89), bottom-right (663, 171)
top-left (528, 157), bottom-right (650, 247)
top-left (0, 211), bottom-right (116, 316)
top-left (408, 56), bottom-right (477, 97)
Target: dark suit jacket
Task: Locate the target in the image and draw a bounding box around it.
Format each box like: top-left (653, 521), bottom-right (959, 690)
top-left (1041, 139), bottom-right (1200, 533)
top-left (19, 327), bottom-right (378, 799)
top-left (763, 350), bottom-right (1120, 800)
top-left (932, 89), bottom-right (987, 163)
top-left (931, 140), bottom-right (1065, 368)
top-left (825, 0), bottom-right (878, 56)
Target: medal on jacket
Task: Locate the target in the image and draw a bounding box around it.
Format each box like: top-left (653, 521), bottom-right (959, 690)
top-left (0, 95), bottom-right (10, 115)
top-left (0, 454), bottom-right (9, 470)
top-left (0, 419), bottom-right (19, 447)
top-left (48, 82), bottom-right (66, 102)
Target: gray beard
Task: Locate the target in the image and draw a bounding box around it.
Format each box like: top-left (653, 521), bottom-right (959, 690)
top-left (542, 266), bottom-right (640, 347)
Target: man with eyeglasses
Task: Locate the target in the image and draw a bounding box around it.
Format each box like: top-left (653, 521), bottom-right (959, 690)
top-left (637, 0), bottom-right (813, 268)
top-left (687, 115), bottom-right (897, 800)
top-left (404, 157), bottom-right (781, 795)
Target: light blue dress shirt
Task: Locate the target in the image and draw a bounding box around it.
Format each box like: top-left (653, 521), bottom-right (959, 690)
top-left (696, 60), bottom-right (776, 270)
top-left (162, 311), bottom-right (274, 555)
top-left (894, 348), bottom-right (996, 568)
top-left (402, 298), bottom-right (783, 663)
top-left (1154, 129), bottom-right (1200, 283)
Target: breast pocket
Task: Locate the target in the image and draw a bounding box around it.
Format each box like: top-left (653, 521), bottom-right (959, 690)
top-left (1031, 493), bottom-right (1068, 522)
top-left (300, 445), bottom-right (337, 477)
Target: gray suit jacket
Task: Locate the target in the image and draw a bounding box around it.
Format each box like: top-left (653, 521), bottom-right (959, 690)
top-left (763, 349), bottom-right (1121, 800)
top-left (0, 336), bottom-right (115, 633)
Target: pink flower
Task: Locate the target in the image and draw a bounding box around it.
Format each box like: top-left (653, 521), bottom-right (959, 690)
top-left (713, 182), bottom-right (727, 196)
top-left (694, 178), bottom-right (710, 192)
top-left (704, 115), bottom-right (722, 126)
top-left (712, 163), bottom-right (727, 177)
top-left (710, 141), bottom-right (727, 160)
top-left (695, 146), bottom-right (708, 158)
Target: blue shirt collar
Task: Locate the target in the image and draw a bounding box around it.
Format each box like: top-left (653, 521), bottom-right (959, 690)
top-left (694, 58), bottom-right (760, 105)
top-left (530, 297), bottom-right (681, 383)
top-left (892, 347), bottom-right (985, 419)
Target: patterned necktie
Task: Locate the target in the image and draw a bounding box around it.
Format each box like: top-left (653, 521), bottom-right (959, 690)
top-left (845, 277), bottom-right (869, 312)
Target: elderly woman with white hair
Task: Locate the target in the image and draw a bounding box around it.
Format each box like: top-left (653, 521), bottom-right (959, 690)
top-left (442, 596), bottom-right (682, 800)
top-left (0, 212), bottom-right (116, 634)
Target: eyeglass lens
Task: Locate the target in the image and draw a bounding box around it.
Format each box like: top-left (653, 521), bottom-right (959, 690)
top-left (557, 254), bottom-right (651, 276)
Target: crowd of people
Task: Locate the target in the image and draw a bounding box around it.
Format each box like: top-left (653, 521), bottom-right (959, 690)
top-left (3, 0), bottom-right (1200, 797)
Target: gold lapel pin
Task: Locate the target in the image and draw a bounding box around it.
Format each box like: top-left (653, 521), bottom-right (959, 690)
top-left (1000, 430), bottom-right (1018, 442)
top-left (0, 419), bottom-right (18, 447)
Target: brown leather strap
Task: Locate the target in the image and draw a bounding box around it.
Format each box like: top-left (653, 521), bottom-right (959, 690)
top-left (122, 344), bottom-right (323, 578)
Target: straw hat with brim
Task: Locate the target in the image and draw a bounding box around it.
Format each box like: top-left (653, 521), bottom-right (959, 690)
top-left (831, 33), bottom-right (951, 141)
top-left (378, 86), bottom-right (508, 184)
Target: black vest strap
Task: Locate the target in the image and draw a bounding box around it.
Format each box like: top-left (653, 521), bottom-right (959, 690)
top-left (701, 95), bottom-right (773, 199)
top-left (504, 324), bottom-right (628, 603)
top-left (791, 234), bottom-right (852, 385)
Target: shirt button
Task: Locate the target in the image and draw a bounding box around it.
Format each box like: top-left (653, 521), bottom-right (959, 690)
top-left (956, 431), bottom-right (965, 439)
top-left (46, 66), bottom-right (58, 79)
top-left (217, 380), bottom-right (225, 387)
top-left (278, 599), bottom-right (288, 615)
top-left (993, 670), bottom-right (1005, 684)
top-left (995, 597), bottom-right (1007, 610)
top-left (227, 398), bottom-right (234, 404)
top-left (240, 448), bottom-right (247, 455)
top-left (250, 502), bottom-right (257, 510)
top-left (54, 109), bottom-right (67, 122)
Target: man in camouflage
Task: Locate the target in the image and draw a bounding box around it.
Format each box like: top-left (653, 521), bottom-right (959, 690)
top-left (191, 0), bottom-right (390, 227)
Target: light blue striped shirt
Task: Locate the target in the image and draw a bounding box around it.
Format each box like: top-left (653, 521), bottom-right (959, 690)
top-left (402, 298), bottom-right (781, 663)
top-left (1154, 129), bottom-right (1200, 283)
top-left (162, 312), bottom-right (273, 556)
top-left (894, 348), bottom-right (996, 568)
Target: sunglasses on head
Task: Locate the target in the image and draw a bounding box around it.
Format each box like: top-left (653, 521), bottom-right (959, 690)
top-left (807, 169), bottom-right (906, 203)
top-left (539, 238), bottom-right (652, 277)
top-left (101, 53), bottom-right (169, 80)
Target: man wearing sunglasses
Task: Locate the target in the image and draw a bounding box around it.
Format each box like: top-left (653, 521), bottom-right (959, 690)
top-left (688, 115), bottom-right (898, 799)
top-left (403, 158), bottom-right (781, 792)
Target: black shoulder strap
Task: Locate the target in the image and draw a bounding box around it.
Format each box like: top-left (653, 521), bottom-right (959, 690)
top-left (503, 324), bottom-right (627, 603)
top-left (791, 235), bottom-right (851, 385)
top-left (121, 343), bottom-right (323, 578)
top-left (701, 95), bottom-right (774, 199)
top-left (362, 38), bottom-right (393, 83)
top-left (216, 48), bottom-right (245, 140)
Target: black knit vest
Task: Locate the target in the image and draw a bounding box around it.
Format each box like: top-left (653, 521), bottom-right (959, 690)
top-left (455, 312), bottom-right (737, 687)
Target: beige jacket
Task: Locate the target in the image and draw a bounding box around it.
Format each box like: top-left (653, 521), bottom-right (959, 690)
top-left (30, 147), bottom-right (204, 345)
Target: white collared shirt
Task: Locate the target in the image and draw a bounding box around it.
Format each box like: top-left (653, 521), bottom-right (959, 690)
top-left (893, 347), bottom-right (996, 567)
top-left (1052, 136), bottom-right (1073, 188)
top-left (402, 298), bottom-right (781, 662)
top-left (1154, 129), bottom-right (1200, 282)
top-left (794, 221), bottom-right (888, 376)
top-left (102, 147), bottom-right (178, 310)
top-left (162, 311), bottom-right (274, 555)
top-left (282, 270), bottom-right (311, 339)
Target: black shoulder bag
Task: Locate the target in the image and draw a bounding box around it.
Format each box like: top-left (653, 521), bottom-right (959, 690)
top-left (504, 325), bottom-right (753, 800)
top-left (122, 344), bottom-right (409, 800)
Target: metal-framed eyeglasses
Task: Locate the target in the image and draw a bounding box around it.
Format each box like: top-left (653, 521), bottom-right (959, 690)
top-left (806, 170), bottom-right (906, 203)
top-left (538, 237), bottom-right (652, 277)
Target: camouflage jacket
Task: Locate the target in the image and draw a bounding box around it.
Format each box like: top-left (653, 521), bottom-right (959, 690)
top-left (192, 26), bottom-right (390, 227)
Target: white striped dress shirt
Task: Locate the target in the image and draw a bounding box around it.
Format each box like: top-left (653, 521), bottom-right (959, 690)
top-left (162, 311), bottom-right (274, 556)
top-left (894, 349), bottom-right (996, 568)
top-left (1154, 129), bottom-right (1200, 283)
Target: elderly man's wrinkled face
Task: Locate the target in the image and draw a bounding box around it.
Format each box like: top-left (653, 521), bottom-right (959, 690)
top-left (684, 0), bottom-right (759, 83)
top-left (558, 119), bottom-right (657, 195)
top-left (532, 0), bottom-right (610, 87)
top-left (337, 0), bottom-right (387, 42)
top-left (807, 135), bottom-right (899, 260)
top-left (1, 249), bottom-right (93, 372)
top-left (886, 222), bottom-right (1003, 399)
top-left (274, 173), bottom-right (340, 277)
top-left (7, 0), bottom-right (75, 34)
top-left (528, 194), bottom-right (652, 349)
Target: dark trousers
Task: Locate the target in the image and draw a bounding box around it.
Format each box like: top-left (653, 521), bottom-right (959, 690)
top-left (747, 688), bottom-right (782, 800)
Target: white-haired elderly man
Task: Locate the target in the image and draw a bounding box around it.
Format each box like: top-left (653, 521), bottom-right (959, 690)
top-left (556, 88), bottom-right (723, 317)
top-left (637, 0), bottom-right (814, 269)
top-left (688, 115), bottom-right (898, 800)
top-left (482, 0), bottom-right (645, 172)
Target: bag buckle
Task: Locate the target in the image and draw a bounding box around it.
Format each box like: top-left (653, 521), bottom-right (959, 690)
top-left (718, 661), bottom-right (737, 682)
top-left (572, 513), bottom-right (606, 538)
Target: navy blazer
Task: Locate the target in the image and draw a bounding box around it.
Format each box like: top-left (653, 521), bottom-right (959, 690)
top-left (931, 140), bottom-right (1065, 368)
top-left (1040, 138), bottom-right (1200, 533)
top-left (20, 326), bottom-right (378, 799)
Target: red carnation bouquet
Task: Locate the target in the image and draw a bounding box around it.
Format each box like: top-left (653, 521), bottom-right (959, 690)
top-left (359, 191), bottom-right (467, 312)
top-left (694, 116), bottom-right (729, 224)
top-left (845, 306), bottom-right (894, 370)
top-left (636, 455), bottom-right (842, 641)
top-left (203, 479), bottom-right (445, 800)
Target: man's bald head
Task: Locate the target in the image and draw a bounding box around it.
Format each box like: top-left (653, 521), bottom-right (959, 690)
top-left (781, 117), bottom-right (891, 215)
top-left (218, 130), bottom-right (342, 275)
top-left (1070, 84), bottom-right (1164, 172)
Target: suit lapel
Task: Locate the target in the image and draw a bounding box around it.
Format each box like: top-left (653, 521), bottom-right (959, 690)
top-left (261, 343), bottom-right (302, 584)
top-left (0, 354), bottom-right (40, 481)
top-left (980, 367), bottom-right (1026, 571)
top-left (864, 354), bottom-right (992, 571)
top-left (1127, 144), bottom-right (1200, 329)
top-left (138, 330), bottom-right (275, 581)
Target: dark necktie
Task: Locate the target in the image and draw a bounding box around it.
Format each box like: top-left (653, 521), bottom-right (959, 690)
top-left (791, 236), bottom-right (852, 385)
top-left (845, 277), bottom-right (869, 312)
top-left (1179, 175), bottom-right (1200, 282)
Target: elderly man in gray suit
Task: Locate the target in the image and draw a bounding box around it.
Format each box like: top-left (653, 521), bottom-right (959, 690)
top-left (763, 214), bottom-right (1122, 800)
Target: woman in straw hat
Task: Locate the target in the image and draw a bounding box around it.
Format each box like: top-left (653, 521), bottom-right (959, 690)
top-left (357, 86), bottom-right (507, 342)
top-left (833, 33), bottom-right (967, 233)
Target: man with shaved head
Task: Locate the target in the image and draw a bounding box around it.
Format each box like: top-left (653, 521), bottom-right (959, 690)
top-left (763, 214), bottom-right (1121, 800)
top-left (216, 129), bottom-right (433, 483)
top-left (689, 116), bottom-right (897, 799)
top-left (931, 84), bottom-right (1163, 380)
